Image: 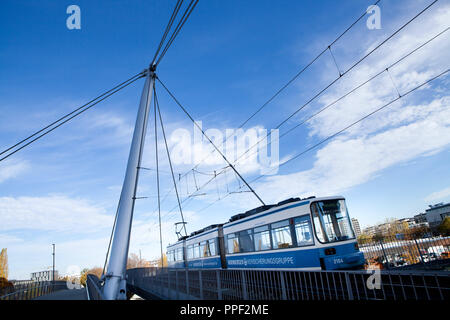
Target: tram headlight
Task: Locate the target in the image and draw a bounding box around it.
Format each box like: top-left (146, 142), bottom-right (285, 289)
top-left (354, 243), bottom-right (359, 251)
top-left (324, 248), bottom-right (336, 255)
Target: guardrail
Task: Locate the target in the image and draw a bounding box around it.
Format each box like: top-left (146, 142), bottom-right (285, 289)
top-left (86, 274), bottom-right (104, 300)
top-left (127, 267), bottom-right (450, 301)
top-left (0, 281), bottom-right (67, 300)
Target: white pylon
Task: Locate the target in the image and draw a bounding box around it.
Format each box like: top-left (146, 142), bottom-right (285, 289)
top-left (103, 69), bottom-right (155, 300)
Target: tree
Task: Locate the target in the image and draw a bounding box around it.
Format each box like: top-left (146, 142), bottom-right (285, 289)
top-left (157, 254), bottom-right (167, 268)
top-left (0, 248), bottom-right (8, 280)
top-left (79, 268), bottom-right (89, 287)
top-left (438, 216), bottom-right (450, 236)
top-left (406, 226), bottom-right (429, 239)
top-left (0, 277), bottom-right (13, 291)
top-left (79, 266), bottom-right (103, 287)
top-left (357, 234), bottom-right (372, 245)
top-left (373, 231), bottom-right (384, 242)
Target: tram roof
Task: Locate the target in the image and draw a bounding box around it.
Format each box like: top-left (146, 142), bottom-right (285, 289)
top-left (168, 195), bottom-right (346, 247)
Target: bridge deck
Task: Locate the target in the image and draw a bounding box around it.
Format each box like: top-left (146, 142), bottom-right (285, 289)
top-left (34, 288), bottom-right (87, 300)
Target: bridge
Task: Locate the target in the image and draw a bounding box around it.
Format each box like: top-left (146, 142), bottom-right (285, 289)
top-left (99, 267), bottom-right (449, 301)
top-left (1, 0), bottom-right (449, 302)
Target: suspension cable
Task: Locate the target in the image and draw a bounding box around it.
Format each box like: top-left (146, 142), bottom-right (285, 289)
top-left (156, 77), bottom-right (266, 206)
top-left (154, 0), bottom-right (199, 67)
top-left (150, 0), bottom-right (184, 67)
top-left (154, 85), bottom-right (188, 237)
top-left (154, 87), bottom-right (164, 267)
top-left (0, 72), bottom-right (146, 162)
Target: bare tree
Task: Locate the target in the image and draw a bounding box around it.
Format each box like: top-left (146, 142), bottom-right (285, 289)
top-left (127, 253), bottom-right (150, 269)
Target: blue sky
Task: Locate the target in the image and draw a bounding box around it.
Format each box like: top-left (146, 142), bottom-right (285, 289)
top-left (0, 0), bottom-right (449, 279)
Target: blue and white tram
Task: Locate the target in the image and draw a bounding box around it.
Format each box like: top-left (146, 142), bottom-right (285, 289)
top-left (166, 196), bottom-right (365, 270)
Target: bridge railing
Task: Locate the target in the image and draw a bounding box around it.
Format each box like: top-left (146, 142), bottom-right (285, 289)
top-left (126, 267), bottom-right (449, 301)
top-left (0, 280), bottom-right (67, 300)
top-left (85, 274), bottom-right (104, 300)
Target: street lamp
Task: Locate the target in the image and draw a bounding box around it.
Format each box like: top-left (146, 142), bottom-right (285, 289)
top-left (52, 244), bottom-right (55, 284)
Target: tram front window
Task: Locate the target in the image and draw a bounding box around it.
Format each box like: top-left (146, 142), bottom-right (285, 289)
top-left (311, 199), bottom-right (355, 243)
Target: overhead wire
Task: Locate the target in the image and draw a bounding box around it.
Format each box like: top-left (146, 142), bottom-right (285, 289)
top-left (172, 0), bottom-right (383, 183)
top-left (224, 26), bottom-right (450, 172)
top-left (148, 0), bottom-right (387, 209)
top-left (156, 0), bottom-right (440, 211)
top-left (195, 68), bottom-right (449, 213)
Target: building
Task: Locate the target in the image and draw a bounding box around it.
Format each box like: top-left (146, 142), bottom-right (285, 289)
top-left (362, 225), bottom-right (377, 236)
top-left (31, 270), bottom-right (58, 282)
top-left (351, 218), bottom-right (361, 237)
top-left (360, 203), bottom-right (448, 238)
top-left (425, 202), bottom-right (450, 228)
top-left (396, 217), bottom-right (426, 230)
top-left (414, 212), bottom-right (427, 224)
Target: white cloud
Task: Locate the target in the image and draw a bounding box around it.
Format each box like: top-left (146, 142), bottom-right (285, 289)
top-left (256, 95), bottom-right (450, 203)
top-left (425, 187), bottom-right (450, 202)
top-left (0, 195), bottom-right (113, 233)
top-left (83, 112), bottom-right (134, 146)
top-left (0, 159), bottom-right (29, 184)
top-left (242, 3), bottom-right (450, 203)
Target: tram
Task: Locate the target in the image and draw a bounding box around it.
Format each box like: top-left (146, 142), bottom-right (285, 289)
top-left (166, 196), bottom-right (365, 270)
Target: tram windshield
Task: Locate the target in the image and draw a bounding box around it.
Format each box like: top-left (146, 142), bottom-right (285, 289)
top-left (311, 199), bottom-right (355, 243)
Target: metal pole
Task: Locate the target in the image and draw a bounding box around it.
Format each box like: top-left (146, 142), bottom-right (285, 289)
top-left (52, 244), bottom-right (55, 285)
top-left (414, 239), bottom-right (425, 265)
top-left (103, 70), bottom-right (155, 300)
top-left (379, 240), bottom-right (389, 270)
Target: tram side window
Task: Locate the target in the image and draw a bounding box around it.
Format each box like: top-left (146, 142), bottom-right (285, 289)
top-left (226, 233), bottom-right (240, 254)
top-left (254, 225), bottom-right (272, 251)
top-left (176, 248), bottom-right (184, 261)
top-left (187, 245), bottom-right (194, 260)
top-left (271, 219), bottom-right (293, 248)
top-left (238, 230), bottom-right (254, 252)
top-left (202, 239), bottom-right (216, 257)
top-left (294, 216), bottom-right (313, 246)
top-left (200, 241), bottom-right (208, 257)
top-left (167, 251), bottom-right (173, 262)
top-left (193, 243), bottom-right (200, 258)
top-left (208, 239), bottom-right (217, 256)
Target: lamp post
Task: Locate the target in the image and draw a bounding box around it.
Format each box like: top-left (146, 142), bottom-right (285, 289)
top-left (52, 244), bottom-right (55, 284)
